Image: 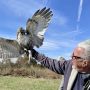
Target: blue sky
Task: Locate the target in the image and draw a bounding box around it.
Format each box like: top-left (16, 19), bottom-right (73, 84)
top-left (0, 0), bottom-right (90, 60)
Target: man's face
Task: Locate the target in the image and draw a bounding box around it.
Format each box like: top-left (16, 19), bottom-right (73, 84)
top-left (72, 47), bottom-right (90, 73)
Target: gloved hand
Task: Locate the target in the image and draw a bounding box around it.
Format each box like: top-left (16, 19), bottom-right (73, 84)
top-left (30, 49), bottom-right (39, 58)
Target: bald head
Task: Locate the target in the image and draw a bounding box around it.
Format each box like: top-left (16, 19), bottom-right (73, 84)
top-left (77, 39), bottom-right (90, 60)
top-left (73, 47), bottom-right (85, 58)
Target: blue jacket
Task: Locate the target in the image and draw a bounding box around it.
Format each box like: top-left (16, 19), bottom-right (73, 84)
top-left (32, 51), bottom-right (90, 90)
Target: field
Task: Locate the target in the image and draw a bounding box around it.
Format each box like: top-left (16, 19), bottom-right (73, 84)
top-left (0, 76), bottom-right (60, 90)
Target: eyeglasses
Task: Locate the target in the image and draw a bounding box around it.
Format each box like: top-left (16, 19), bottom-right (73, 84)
top-left (72, 56), bottom-right (85, 60)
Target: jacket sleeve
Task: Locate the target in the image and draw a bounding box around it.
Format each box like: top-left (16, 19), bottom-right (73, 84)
top-left (31, 49), bottom-right (69, 75)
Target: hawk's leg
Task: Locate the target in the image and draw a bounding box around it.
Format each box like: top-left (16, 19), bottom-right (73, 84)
top-left (28, 50), bottom-right (32, 64)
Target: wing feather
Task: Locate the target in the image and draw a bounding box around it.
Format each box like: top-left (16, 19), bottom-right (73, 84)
top-left (37, 7), bottom-right (46, 15)
top-left (26, 7), bottom-right (53, 47)
top-left (0, 37), bottom-right (24, 59)
top-left (33, 9), bottom-right (40, 16)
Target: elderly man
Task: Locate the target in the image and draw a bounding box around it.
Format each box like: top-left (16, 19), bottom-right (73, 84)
top-left (31, 39), bottom-right (90, 90)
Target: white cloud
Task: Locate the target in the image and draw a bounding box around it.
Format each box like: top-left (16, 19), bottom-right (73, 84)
top-left (39, 40), bottom-right (60, 50)
top-left (52, 11), bottom-right (68, 26)
top-left (77, 0), bottom-right (84, 22)
top-left (1, 0), bottom-right (43, 17)
top-left (1, 0), bottom-right (68, 29)
top-left (48, 27), bottom-right (83, 41)
top-left (60, 29), bottom-right (83, 38)
top-left (41, 0), bottom-right (49, 5)
top-left (39, 39), bottom-right (78, 51)
top-left (0, 34), bottom-right (16, 40)
top-left (61, 52), bottom-right (72, 60)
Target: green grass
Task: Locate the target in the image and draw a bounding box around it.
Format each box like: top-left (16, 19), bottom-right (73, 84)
top-left (0, 76), bottom-right (60, 90)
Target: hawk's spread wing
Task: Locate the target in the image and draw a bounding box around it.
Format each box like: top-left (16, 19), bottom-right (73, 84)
top-left (26, 7), bottom-right (53, 48)
top-left (0, 37), bottom-right (24, 59)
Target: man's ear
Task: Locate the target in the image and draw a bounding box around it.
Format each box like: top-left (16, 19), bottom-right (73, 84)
top-left (82, 60), bottom-right (88, 67)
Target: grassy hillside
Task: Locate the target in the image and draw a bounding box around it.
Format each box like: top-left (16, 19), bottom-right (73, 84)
top-left (0, 76), bottom-right (60, 90)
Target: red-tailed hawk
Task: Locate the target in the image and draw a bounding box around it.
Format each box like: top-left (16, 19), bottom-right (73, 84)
top-left (0, 7), bottom-right (53, 63)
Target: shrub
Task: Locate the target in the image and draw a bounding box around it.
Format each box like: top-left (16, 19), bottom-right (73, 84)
top-left (0, 58), bottom-right (61, 79)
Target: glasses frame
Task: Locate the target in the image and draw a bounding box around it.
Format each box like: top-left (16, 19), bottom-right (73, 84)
top-left (71, 53), bottom-right (86, 61)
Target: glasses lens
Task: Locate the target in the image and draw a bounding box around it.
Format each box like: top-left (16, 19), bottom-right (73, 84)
top-left (72, 56), bottom-right (84, 60)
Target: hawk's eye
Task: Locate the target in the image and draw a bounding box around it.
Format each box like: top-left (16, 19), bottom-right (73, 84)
top-left (21, 32), bottom-right (25, 35)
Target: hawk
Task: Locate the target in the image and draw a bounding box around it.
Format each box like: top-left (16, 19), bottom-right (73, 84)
top-left (0, 7), bottom-right (53, 63)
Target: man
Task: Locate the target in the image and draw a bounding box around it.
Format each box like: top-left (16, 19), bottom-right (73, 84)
top-left (31, 39), bottom-right (90, 90)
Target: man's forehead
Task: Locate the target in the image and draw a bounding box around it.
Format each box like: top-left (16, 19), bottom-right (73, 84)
top-left (73, 47), bottom-right (85, 55)
top-left (75, 47), bottom-right (84, 51)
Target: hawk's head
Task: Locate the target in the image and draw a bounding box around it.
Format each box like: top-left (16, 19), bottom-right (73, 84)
top-left (17, 27), bottom-right (25, 35)
top-left (17, 27), bottom-right (26, 40)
